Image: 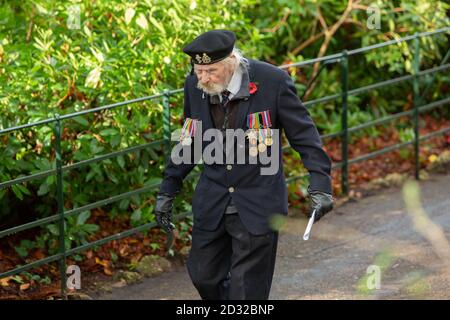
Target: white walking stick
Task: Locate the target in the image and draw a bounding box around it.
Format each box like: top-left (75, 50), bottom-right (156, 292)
top-left (303, 209), bottom-right (316, 241)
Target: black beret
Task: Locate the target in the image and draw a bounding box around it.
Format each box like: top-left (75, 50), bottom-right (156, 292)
top-left (183, 30), bottom-right (236, 65)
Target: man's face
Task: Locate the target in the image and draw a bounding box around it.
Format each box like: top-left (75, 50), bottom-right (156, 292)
top-left (194, 57), bottom-right (235, 95)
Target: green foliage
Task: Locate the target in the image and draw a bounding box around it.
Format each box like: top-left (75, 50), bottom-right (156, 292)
top-left (33, 211), bottom-right (100, 255)
top-left (20, 271), bottom-right (52, 285)
top-left (14, 239), bottom-right (36, 258)
top-left (130, 204), bottom-right (155, 228)
top-left (398, 127), bottom-right (415, 159)
top-left (177, 216), bottom-right (194, 244)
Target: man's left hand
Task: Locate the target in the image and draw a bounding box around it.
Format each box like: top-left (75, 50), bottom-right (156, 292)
top-left (155, 193), bottom-right (175, 231)
top-left (308, 187), bottom-right (333, 223)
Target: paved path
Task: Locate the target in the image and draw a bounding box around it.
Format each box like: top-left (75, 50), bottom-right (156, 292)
top-left (96, 173), bottom-right (450, 300)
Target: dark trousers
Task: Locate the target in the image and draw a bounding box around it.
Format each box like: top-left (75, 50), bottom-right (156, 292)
top-left (186, 213), bottom-right (278, 300)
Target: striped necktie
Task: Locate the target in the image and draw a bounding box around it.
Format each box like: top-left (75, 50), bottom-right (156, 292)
top-left (221, 90), bottom-right (232, 130)
top-left (221, 90), bottom-right (231, 107)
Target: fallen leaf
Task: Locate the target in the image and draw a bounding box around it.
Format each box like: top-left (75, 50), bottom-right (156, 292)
top-left (428, 154), bottom-right (438, 163)
top-left (95, 257), bottom-right (110, 268)
top-left (131, 253), bottom-right (143, 263)
top-left (20, 283), bottom-right (31, 291)
top-left (0, 276), bottom-right (12, 287)
top-left (33, 250), bottom-right (46, 260)
top-left (104, 267), bottom-right (113, 276)
top-left (119, 245), bottom-right (129, 257)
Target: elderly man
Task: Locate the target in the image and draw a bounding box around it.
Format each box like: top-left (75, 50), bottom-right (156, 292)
top-left (155, 30), bottom-right (333, 300)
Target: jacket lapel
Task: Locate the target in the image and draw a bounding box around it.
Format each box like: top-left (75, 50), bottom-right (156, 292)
top-left (196, 90), bottom-right (214, 130)
top-left (235, 60), bottom-right (254, 130)
top-left (235, 97), bottom-right (250, 130)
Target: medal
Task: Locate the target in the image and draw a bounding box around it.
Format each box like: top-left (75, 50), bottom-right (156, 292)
top-left (247, 128), bottom-right (257, 146)
top-left (247, 129), bottom-right (257, 140)
top-left (264, 127), bottom-right (273, 146)
top-left (258, 143), bottom-right (267, 153)
top-left (258, 129), bottom-right (264, 142)
top-left (247, 111), bottom-right (273, 150)
top-left (247, 113), bottom-right (262, 134)
top-left (249, 147), bottom-right (258, 157)
top-left (262, 110), bottom-right (272, 127)
top-left (182, 136), bottom-right (192, 146)
top-left (180, 118), bottom-right (197, 146)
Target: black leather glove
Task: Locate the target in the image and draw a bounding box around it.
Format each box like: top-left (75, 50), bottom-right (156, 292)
top-left (308, 186), bottom-right (333, 223)
top-left (155, 192), bottom-right (175, 231)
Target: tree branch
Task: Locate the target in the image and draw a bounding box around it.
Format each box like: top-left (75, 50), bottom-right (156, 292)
top-left (303, 0), bottom-right (358, 100)
top-left (26, 11), bottom-right (35, 42)
top-left (290, 31), bottom-right (325, 56)
top-left (317, 7), bottom-right (328, 31)
top-left (262, 9), bottom-right (291, 33)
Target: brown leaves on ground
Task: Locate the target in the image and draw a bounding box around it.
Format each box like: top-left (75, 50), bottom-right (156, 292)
top-left (19, 283), bottom-right (30, 291)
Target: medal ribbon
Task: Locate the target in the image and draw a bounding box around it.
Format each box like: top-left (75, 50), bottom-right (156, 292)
top-left (181, 118), bottom-right (196, 142)
top-left (247, 111), bottom-right (272, 130)
top-left (181, 118), bottom-right (189, 140)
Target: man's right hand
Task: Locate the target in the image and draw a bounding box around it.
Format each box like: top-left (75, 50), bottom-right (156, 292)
top-left (155, 193), bottom-right (175, 231)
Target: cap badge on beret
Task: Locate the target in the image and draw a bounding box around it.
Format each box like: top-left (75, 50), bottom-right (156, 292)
top-left (195, 53), bottom-right (211, 64)
top-left (183, 30), bottom-right (236, 65)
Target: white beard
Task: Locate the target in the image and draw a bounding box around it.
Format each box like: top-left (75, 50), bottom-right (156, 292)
top-left (197, 81), bottom-right (227, 96)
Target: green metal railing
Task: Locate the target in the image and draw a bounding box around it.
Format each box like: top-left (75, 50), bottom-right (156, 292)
top-left (0, 28), bottom-right (449, 298)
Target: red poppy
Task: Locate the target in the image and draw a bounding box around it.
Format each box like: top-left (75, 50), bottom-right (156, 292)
top-left (249, 82), bottom-right (258, 94)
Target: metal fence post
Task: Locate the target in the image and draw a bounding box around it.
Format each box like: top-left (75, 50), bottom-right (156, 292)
top-left (54, 114), bottom-right (67, 299)
top-left (412, 34), bottom-right (421, 180)
top-left (340, 50), bottom-right (349, 195)
top-left (162, 90), bottom-right (171, 164)
top-left (162, 90), bottom-right (175, 251)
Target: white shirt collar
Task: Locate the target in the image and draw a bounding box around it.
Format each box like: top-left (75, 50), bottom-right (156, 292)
top-left (226, 65), bottom-right (243, 99)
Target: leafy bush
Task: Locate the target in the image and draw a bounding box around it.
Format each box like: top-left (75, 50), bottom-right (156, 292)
top-left (0, 1), bottom-right (262, 249)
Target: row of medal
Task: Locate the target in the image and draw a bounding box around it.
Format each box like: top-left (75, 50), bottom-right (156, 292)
top-left (180, 118), bottom-right (197, 146)
top-left (247, 110), bottom-right (273, 157)
top-left (179, 110), bottom-right (274, 155)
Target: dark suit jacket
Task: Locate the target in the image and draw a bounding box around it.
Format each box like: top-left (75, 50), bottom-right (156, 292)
top-left (159, 58), bottom-right (332, 235)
